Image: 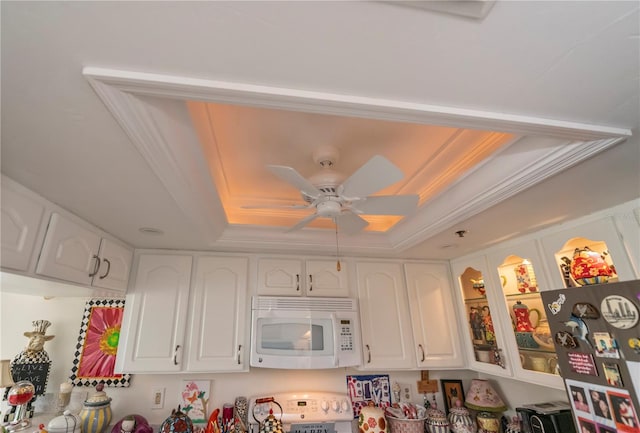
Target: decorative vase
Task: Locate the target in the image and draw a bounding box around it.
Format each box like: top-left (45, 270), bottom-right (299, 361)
top-left (160, 406), bottom-right (194, 433)
top-left (425, 403), bottom-right (449, 433)
top-left (79, 384), bottom-right (112, 433)
top-left (447, 400), bottom-right (476, 433)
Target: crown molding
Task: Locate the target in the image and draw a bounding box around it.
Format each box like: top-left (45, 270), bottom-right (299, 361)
top-left (83, 67), bottom-right (631, 141)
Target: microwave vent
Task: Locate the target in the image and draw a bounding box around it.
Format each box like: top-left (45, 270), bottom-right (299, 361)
top-left (253, 296), bottom-right (358, 311)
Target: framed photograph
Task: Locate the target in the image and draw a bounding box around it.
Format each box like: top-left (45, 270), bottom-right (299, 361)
top-left (70, 299), bottom-right (131, 387)
top-left (441, 379), bottom-right (465, 413)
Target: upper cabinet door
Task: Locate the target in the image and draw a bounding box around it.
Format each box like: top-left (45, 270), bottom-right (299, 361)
top-left (404, 263), bottom-right (464, 369)
top-left (356, 261), bottom-right (415, 370)
top-left (305, 259), bottom-right (349, 297)
top-left (186, 256), bottom-right (249, 372)
top-left (116, 254), bottom-right (192, 373)
top-left (36, 213), bottom-right (101, 285)
top-left (256, 258), bottom-right (304, 296)
top-left (93, 238), bottom-right (133, 292)
top-left (541, 217), bottom-right (638, 288)
top-left (1, 183), bottom-right (45, 272)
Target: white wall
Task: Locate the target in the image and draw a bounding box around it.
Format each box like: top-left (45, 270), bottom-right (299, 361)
top-left (0, 291), bottom-right (566, 427)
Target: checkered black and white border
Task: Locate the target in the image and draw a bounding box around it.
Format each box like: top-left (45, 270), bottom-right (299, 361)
top-left (69, 298), bottom-right (131, 387)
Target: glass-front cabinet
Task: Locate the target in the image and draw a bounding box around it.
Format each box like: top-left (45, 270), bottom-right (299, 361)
top-left (451, 256), bottom-right (512, 376)
top-left (487, 242), bottom-right (563, 389)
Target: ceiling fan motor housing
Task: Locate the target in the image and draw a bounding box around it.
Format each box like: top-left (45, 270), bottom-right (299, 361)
top-left (316, 200), bottom-right (342, 217)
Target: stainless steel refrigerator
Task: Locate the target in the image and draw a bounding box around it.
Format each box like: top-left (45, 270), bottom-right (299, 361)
top-left (540, 280), bottom-right (640, 433)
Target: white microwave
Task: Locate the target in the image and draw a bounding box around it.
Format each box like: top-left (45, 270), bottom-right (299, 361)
top-left (250, 296), bottom-right (362, 369)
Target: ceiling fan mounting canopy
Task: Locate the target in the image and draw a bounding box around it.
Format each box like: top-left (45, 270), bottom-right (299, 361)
top-left (249, 146), bottom-right (420, 234)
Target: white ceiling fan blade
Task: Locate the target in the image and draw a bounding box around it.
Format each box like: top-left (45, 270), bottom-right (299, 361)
top-left (267, 165), bottom-right (322, 198)
top-left (339, 155), bottom-right (404, 198)
top-left (241, 204), bottom-right (310, 210)
top-left (352, 194), bottom-right (419, 215)
top-left (285, 213), bottom-right (320, 233)
top-left (335, 212), bottom-right (369, 235)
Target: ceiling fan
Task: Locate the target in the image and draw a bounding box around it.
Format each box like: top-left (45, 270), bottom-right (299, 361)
top-left (247, 146), bottom-right (419, 234)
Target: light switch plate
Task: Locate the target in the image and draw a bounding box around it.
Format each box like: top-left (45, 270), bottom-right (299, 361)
top-left (151, 386), bottom-right (165, 409)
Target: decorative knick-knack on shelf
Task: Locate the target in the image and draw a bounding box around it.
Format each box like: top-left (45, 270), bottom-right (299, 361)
top-left (79, 383), bottom-right (112, 433)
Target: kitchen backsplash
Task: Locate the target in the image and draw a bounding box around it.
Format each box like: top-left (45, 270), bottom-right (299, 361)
top-left (0, 291), bottom-right (567, 425)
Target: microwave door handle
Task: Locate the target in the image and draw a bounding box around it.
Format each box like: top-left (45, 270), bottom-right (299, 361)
top-left (331, 313), bottom-right (339, 367)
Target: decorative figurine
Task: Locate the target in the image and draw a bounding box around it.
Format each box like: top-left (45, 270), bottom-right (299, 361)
top-left (111, 415), bottom-right (153, 433)
top-left (4, 320), bottom-right (55, 424)
top-left (448, 400), bottom-right (476, 433)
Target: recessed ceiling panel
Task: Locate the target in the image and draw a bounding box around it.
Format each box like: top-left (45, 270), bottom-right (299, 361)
top-left (188, 101), bottom-right (515, 232)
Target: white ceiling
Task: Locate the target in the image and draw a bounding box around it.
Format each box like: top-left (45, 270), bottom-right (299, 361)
top-left (1, 1), bottom-right (639, 260)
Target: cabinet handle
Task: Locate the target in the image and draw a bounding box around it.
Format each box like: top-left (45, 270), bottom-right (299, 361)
top-left (296, 274), bottom-right (300, 291)
top-left (309, 274), bottom-right (313, 291)
top-left (366, 344), bottom-right (371, 364)
top-left (418, 344), bottom-right (425, 362)
top-left (173, 345), bottom-right (181, 365)
top-left (237, 344), bottom-right (242, 365)
top-left (88, 255), bottom-right (101, 278)
top-left (99, 258), bottom-right (111, 279)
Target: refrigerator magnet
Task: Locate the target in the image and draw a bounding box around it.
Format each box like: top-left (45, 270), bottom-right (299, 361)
top-left (592, 332), bottom-right (620, 359)
top-left (572, 302), bottom-right (600, 319)
top-left (564, 315), bottom-right (592, 348)
top-left (556, 330), bottom-right (579, 348)
top-left (601, 295), bottom-right (639, 329)
top-left (567, 352), bottom-right (598, 376)
top-left (628, 338), bottom-right (640, 355)
top-left (602, 362), bottom-right (624, 387)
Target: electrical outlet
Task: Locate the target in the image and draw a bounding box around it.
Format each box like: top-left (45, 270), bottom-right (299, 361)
top-left (151, 386), bottom-right (165, 409)
top-left (399, 383), bottom-right (414, 402)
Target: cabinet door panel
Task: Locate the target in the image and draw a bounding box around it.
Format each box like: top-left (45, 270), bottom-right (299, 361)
top-left (36, 213), bottom-right (101, 285)
top-left (187, 256), bottom-right (248, 372)
top-left (94, 238), bottom-right (133, 291)
top-left (257, 258), bottom-right (303, 296)
top-left (117, 254), bottom-right (191, 372)
top-left (306, 260), bottom-right (349, 297)
top-left (405, 263), bottom-right (464, 368)
top-left (357, 262), bottom-right (414, 369)
top-left (1, 185), bottom-right (45, 271)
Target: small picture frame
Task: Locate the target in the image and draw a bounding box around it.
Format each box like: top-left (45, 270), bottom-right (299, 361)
top-left (441, 379), bottom-right (465, 413)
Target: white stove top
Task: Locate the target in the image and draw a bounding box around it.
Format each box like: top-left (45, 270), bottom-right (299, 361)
top-left (249, 391), bottom-right (354, 424)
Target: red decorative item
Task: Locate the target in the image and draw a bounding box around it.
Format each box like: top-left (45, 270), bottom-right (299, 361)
top-left (569, 247), bottom-right (615, 286)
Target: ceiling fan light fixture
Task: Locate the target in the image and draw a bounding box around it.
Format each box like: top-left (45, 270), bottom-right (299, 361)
top-left (316, 200), bottom-right (342, 217)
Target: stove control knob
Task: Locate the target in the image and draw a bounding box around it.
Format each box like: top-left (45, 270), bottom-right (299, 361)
top-left (320, 400), bottom-right (330, 413)
top-left (331, 400), bottom-right (340, 412)
top-left (341, 399), bottom-right (350, 412)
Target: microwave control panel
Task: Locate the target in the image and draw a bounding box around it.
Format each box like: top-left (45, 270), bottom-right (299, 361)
top-left (339, 319), bottom-right (355, 352)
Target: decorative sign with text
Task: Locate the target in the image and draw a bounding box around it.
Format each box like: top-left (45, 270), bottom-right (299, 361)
top-left (10, 361), bottom-right (50, 396)
top-left (567, 352), bottom-right (598, 376)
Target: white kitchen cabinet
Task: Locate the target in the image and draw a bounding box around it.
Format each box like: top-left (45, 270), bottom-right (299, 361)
top-left (486, 241), bottom-right (564, 389)
top-left (1, 180), bottom-right (46, 272)
top-left (356, 261), bottom-right (415, 369)
top-left (256, 257), bottom-right (349, 297)
top-left (186, 256), bottom-right (249, 372)
top-left (450, 255), bottom-right (513, 377)
top-left (36, 213), bottom-right (132, 291)
top-left (404, 262), bottom-right (465, 369)
top-left (116, 254), bottom-right (193, 373)
top-left (540, 217), bottom-right (638, 288)
top-left (117, 253), bottom-right (250, 374)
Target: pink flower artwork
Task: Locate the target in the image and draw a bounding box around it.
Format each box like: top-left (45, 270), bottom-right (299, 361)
top-left (77, 306), bottom-right (124, 379)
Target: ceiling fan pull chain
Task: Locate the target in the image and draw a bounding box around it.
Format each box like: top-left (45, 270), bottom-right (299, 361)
top-left (335, 221), bottom-right (341, 272)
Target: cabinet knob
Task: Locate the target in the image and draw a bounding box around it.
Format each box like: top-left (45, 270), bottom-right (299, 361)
top-left (308, 274), bottom-right (313, 291)
top-left (296, 274), bottom-right (300, 291)
top-left (237, 344), bottom-right (242, 365)
top-left (366, 344), bottom-right (371, 364)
